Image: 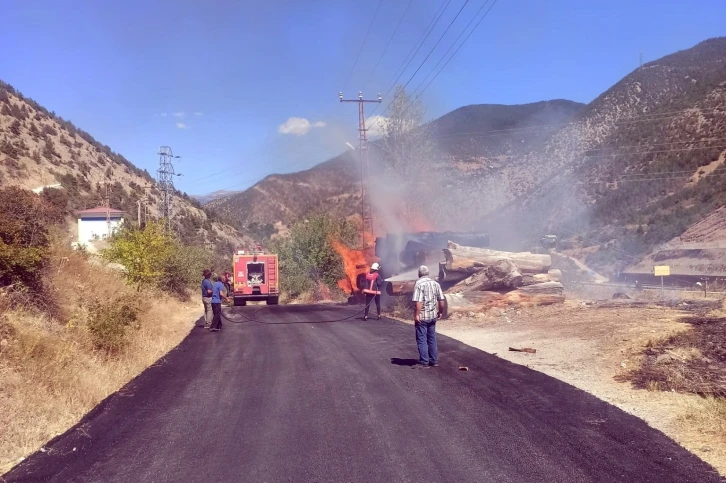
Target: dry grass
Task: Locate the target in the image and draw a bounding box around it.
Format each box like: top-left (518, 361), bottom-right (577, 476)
top-left (0, 247), bottom-right (196, 474)
top-left (618, 315), bottom-right (726, 396)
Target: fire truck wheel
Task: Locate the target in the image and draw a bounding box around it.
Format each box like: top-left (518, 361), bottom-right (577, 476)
top-left (266, 297), bottom-right (279, 306)
top-left (233, 298), bottom-right (247, 307)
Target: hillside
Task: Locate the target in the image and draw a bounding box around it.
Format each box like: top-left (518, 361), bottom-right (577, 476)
top-left (212, 37), bottom-right (726, 275)
top-left (0, 81), bottom-right (249, 251)
top-left (207, 151), bottom-right (361, 228)
top-left (191, 189), bottom-right (242, 205)
top-left (210, 99), bottom-right (585, 229)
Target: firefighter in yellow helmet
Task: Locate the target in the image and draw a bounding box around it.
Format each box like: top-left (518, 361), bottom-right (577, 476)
top-left (363, 262), bottom-right (383, 321)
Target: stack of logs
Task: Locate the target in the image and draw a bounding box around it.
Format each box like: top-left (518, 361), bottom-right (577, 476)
top-left (386, 241), bottom-right (565, 315)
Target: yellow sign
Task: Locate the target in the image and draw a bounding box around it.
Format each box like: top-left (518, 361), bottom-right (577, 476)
top-left (654, 266), bottom-right (671, 276)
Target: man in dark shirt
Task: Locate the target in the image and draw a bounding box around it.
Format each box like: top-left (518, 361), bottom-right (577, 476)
top-left (201, 269), bottom-right (213, 329)
top-left (209, 273), bottom-right (228, 332)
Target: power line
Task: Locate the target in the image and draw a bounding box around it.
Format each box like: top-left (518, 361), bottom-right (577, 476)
top-left (400, 0), bottom-right (472, 92)
top-left (368, 0), bottom-right (453, 118)
top-left (412, 0), bottom-right (499, 101)
top-left (387, 0), bottom-right (451, 87)
top-left (435, 107), bottom-right (726, 140)
top-left (411, 0), bottom-right (493, 97)
top-left (456, 144), bottom-right (726, 162)
top-left (364, 0), bottom-right (414, 92)
top-left (342, 0), bottom-right (384, 90)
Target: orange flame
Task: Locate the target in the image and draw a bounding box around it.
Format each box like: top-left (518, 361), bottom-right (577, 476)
top-left (331, 238), bottom-right (375, 294)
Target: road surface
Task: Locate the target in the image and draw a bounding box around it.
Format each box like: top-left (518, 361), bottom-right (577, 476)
top-left (5, 305), bottom-right (722, 482)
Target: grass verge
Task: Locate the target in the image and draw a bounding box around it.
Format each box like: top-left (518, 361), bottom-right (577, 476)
top-left (0, 247), bottom-right (196, 474)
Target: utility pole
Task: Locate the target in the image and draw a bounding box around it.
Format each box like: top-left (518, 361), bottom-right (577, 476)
top-left (156, 146), bottom-right (181, 230)
top-left (136, 183), bottom-right (153, 229)
top-left (105, 182), bottom-right (111, 237)
top-left (339, 91), bottom-right (382, 249)
top-left (98, 182), bottom-right (112, 237)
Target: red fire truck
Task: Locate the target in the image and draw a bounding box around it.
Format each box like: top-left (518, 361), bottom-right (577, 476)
top-left (231, 246), bottom-right (279, 306)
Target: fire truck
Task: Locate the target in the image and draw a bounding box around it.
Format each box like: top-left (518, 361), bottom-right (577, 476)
top-left (231, 246), bottom-right (279, 306)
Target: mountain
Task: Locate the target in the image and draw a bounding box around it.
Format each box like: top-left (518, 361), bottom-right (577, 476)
top-left (191, 189), bottom-right (242, 205)
top-left (0, 80), bottom-right (249, 251)
top-left (209, 99), bottom-right (585, 228)
top-left (211, 37), bottom-right (726, 275)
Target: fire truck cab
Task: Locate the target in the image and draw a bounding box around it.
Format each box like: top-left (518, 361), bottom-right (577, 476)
top-left (231, 246), bottom-right (279, 306)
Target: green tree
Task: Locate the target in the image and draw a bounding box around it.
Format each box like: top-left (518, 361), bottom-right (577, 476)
top-left (377, 85), bottom-right (438, 225)
top-left (269, 214), bottom-right (356, 298)
top-left (103, 221), bottom-right (213, 297)
top-left (103, 222), bottom-right (176, 289)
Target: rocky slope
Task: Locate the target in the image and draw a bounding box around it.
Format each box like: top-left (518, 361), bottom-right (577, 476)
top-left (0, 81), bottom-right (249, 250)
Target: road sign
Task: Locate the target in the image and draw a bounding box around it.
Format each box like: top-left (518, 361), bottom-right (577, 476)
top-left (654, 266), bottom-right (670, 276)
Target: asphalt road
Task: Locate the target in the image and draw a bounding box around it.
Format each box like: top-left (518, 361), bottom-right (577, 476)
top-left (5, 305), bottom-right (722, 483)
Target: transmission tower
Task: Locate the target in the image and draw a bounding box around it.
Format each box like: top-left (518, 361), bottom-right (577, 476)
top-left (339, 91), bottom-right (382, 248)
top-left (156, 146), bottom-right (181, 230)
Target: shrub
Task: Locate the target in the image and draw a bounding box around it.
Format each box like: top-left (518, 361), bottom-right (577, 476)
top-left (42, 124), bottom-right (58, 137)
top-left (8, 119), bottom-right (21, 136)
top-left (160, 244), bottom-right (214, 298)
top-left (0, 187), bottom-right (63, 291)
top-left (86, 295), bottom-right (140, 352)
top-left (42, 138), bottom-right (58, 160)
top-left (269, 214), bottom-right (356, 298)
top-left (103, 221), bottom-right (213, 297)
top-left (103, 222), bottom-right (175, 289)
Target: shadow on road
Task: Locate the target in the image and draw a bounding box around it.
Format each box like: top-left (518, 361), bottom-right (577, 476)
top-left (390, 358), bottom-right (419, 367)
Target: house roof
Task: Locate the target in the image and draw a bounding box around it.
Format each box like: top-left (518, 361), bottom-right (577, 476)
top-left (74, 206), bottom-right (126, 217)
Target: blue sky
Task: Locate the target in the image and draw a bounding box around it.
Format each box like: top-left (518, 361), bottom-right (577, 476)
top-left (2, 0), bottom-right (724, 195)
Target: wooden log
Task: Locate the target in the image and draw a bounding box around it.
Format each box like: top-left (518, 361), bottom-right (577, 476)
top-left (521, 270), bottom-right (562, 286)
top-left (516, 281), bottom-right (564, 295)
top-left (443, 244), bottom-right (551, 274)
top-left (547, 269), bottom-right (562, 282)
top-left (509, 347), bottom-right (537, 354)
top-left (447, 258), bottom-right (522, 293)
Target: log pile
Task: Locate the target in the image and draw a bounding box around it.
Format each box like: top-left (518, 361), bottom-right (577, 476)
top-left (440, 242), bottom-right (565, 314)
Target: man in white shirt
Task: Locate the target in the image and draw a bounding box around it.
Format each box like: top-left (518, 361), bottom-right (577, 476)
top-left (411, 265), bottom-right (445, 369)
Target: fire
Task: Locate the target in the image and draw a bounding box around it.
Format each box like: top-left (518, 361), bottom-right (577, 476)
top-left (331, 238), bottom-right (375, 294)
top-left (406, 213), bottom-right (434, 232)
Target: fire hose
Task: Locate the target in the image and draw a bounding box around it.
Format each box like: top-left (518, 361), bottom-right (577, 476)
top-left (220, 295), bottom-right (380, 325)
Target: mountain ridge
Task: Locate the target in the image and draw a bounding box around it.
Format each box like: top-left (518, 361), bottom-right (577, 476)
top-left (211, 37), bottom-right (726, 274)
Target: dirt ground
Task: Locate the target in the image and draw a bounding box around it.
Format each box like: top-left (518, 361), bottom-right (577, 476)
top-left (431, 290), bottom-right (726, 477)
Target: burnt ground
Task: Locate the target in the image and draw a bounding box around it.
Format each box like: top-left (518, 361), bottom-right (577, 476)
top-left (3, 305), bottom-right (723, 483)
top-left (620, 315), bottom-right (726, 396)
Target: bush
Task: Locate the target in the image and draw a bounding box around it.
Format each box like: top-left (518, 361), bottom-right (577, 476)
top-left (86, 295), bottom-right (140, 352)
top-left (160, 244), bottom-right (214, 298)
top-left (0, 187), bottom-right (63, 291)
top-left (103, 221), bottom-right (213, 298)
top-left (269, 214), bottom-right (356, 299)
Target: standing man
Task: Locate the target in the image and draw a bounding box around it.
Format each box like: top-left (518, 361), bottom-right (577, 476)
top-left (223, 271), bottom-right (233, 306)
top-left (201, 269), bottom-right (213, 329)
top-left (209, 273), bottom-right (228, 332)
top-left (411, 265), bottom-right (445, 368)
top-left (363, 262), bottom-right (383, 321)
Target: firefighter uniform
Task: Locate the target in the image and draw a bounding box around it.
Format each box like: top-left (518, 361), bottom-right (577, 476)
top-left (363, 263), bottom-right (383, 320)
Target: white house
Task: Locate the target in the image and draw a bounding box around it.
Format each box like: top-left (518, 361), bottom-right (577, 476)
top-left (74, 206), bottom-right (126, 245)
